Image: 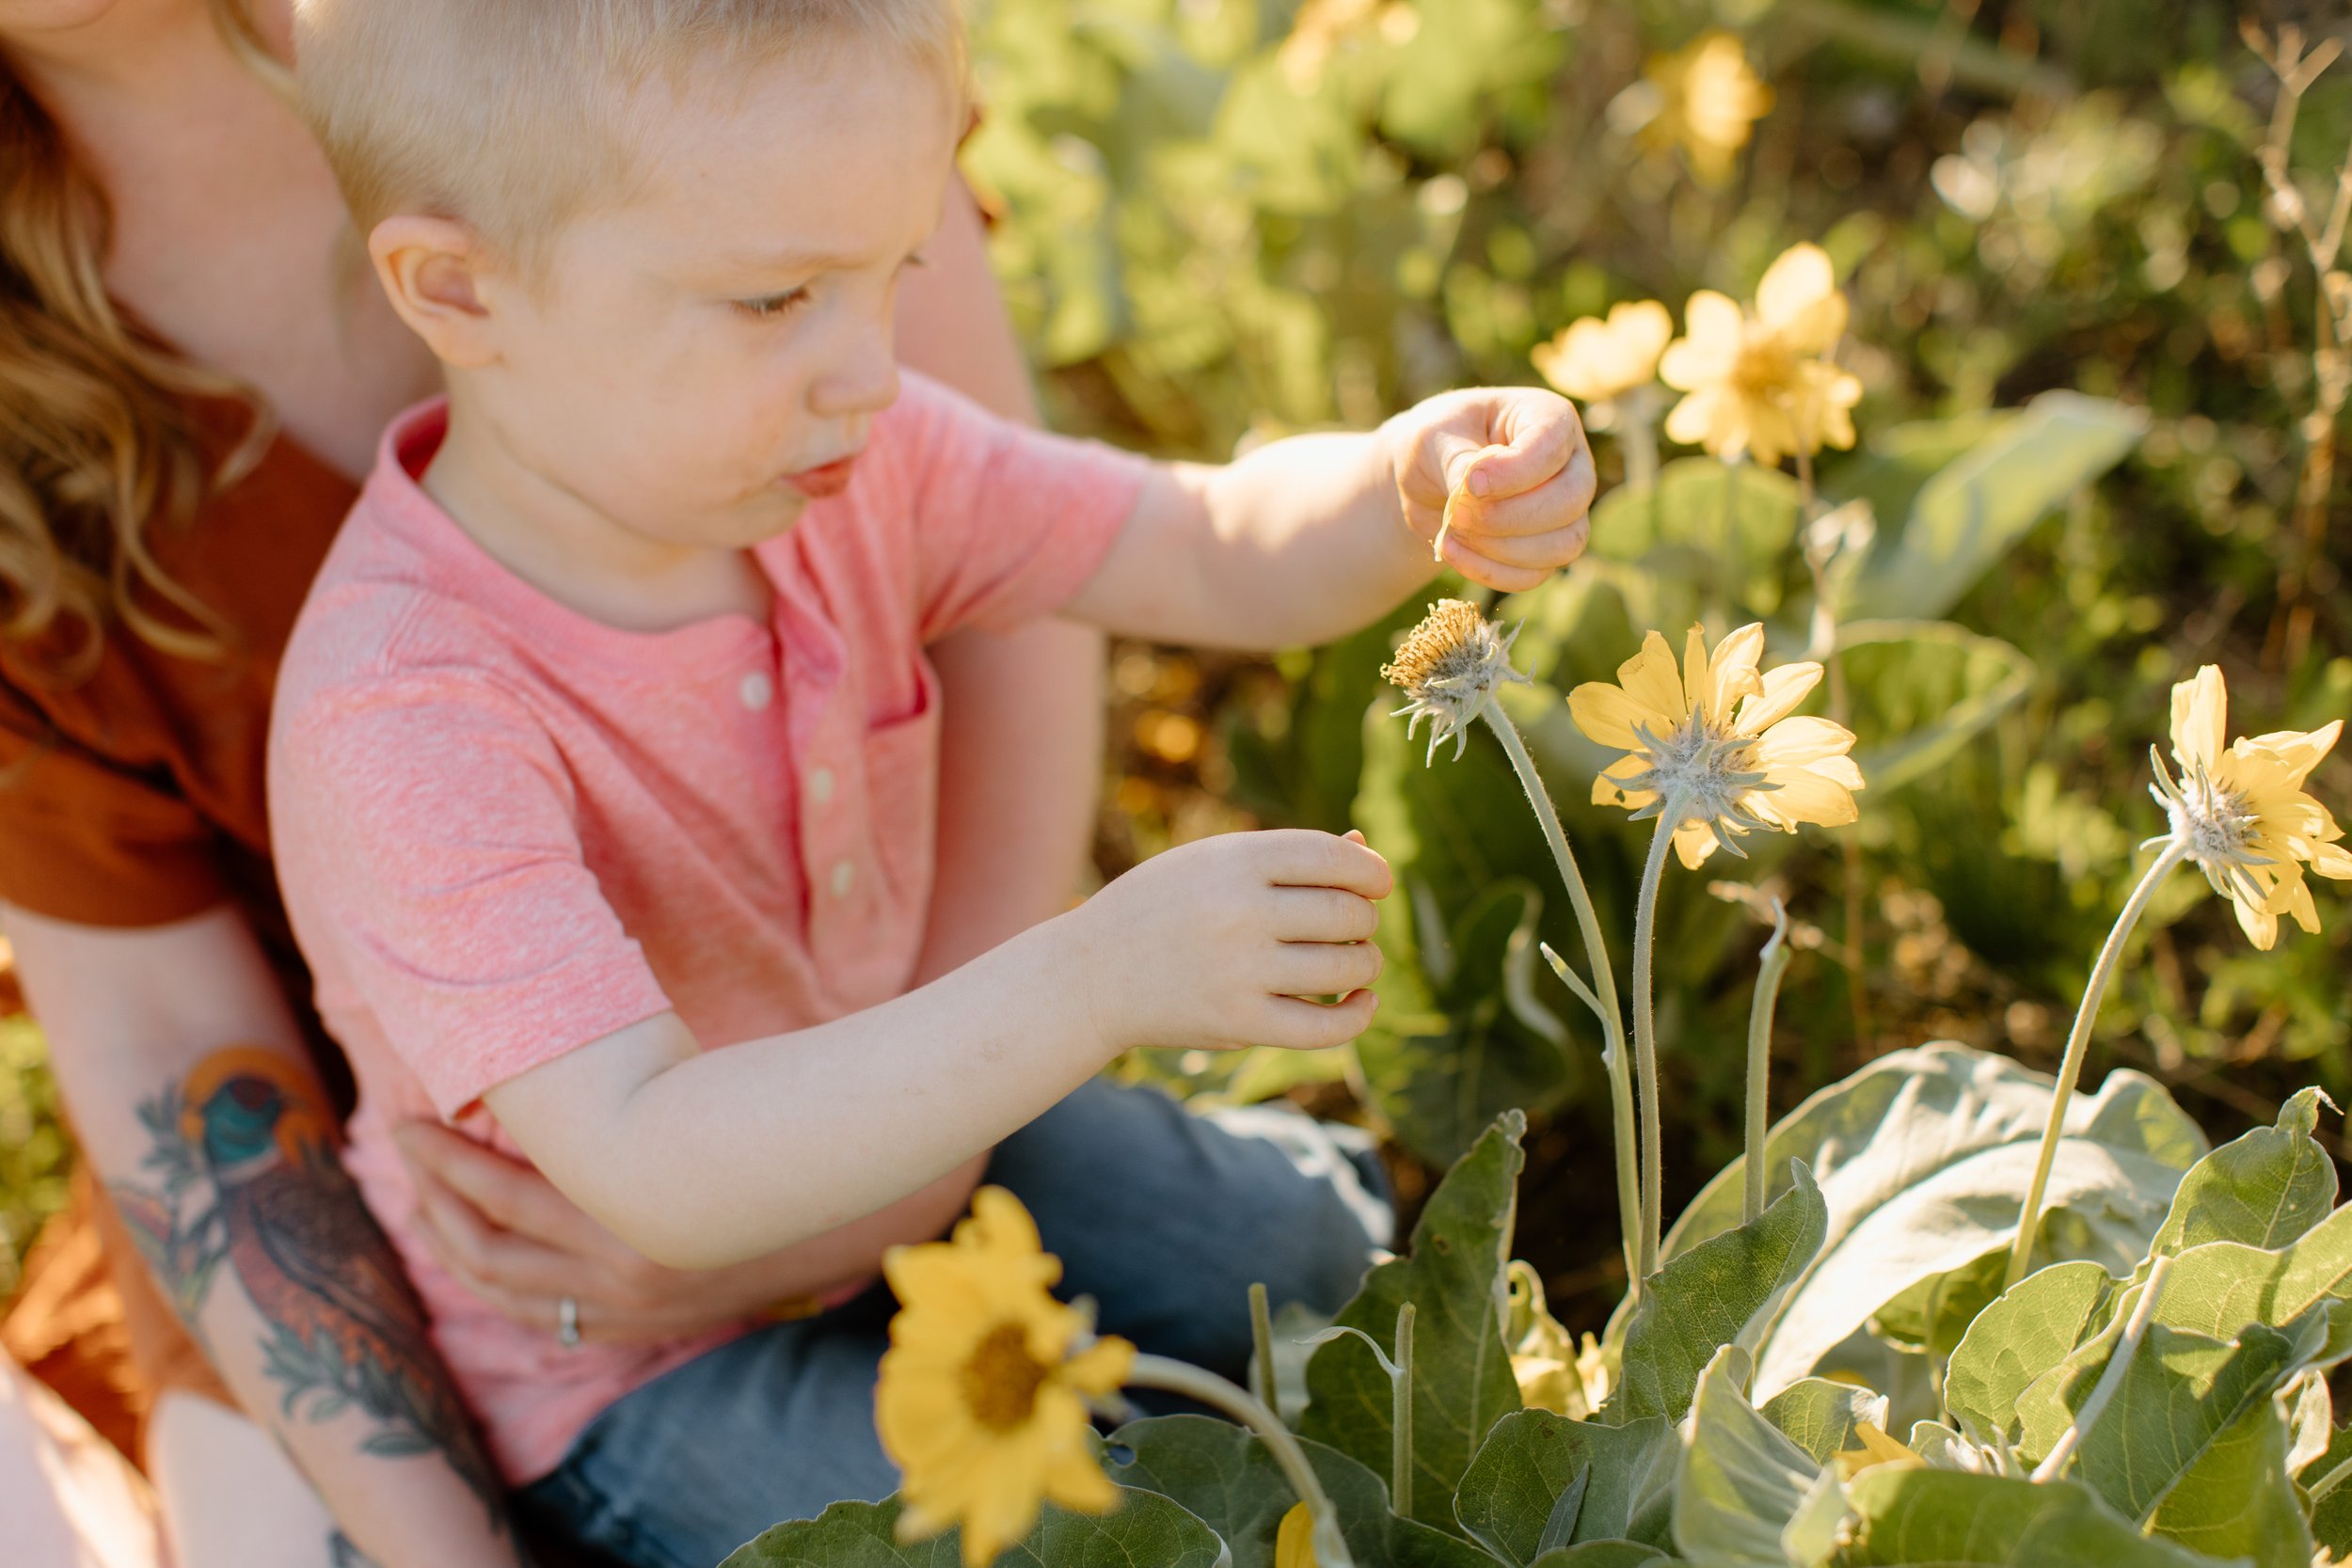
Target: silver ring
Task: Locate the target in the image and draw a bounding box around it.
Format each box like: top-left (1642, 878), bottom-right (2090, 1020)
top-left (557, 1294), bottom-right (581, 1349)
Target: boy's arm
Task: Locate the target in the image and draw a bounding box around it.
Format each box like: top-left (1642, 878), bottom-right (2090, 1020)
top-left (480, 828), bottom-right (1390, 1272)
top-left (8, 902), bottom-right (526, 1568)
top-left (1064, 388), bottom-right (1597, 650)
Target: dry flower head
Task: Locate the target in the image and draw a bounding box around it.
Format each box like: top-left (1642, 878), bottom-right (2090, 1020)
top-left (1382, 598), bottom-right (1531, 763)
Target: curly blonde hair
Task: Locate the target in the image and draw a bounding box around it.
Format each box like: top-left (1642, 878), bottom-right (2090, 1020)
top-left (0, 0), bottom-right (288, 676)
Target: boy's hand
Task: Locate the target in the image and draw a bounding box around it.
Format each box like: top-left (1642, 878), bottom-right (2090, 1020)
top-left (1387, 387), bottom-right (1597, 593)
top-left (1075, 829), bottom-right (1391, 1053)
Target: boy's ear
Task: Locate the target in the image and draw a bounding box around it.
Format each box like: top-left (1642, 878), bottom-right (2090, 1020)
top-left (368, 214), bottom-right (501, 369)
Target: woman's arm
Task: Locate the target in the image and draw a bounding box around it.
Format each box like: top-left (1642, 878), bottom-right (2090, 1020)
top-left (8, 903), bottom-right (526, 1568)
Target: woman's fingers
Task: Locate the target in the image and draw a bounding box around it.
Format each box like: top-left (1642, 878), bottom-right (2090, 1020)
top-left (396, 1118), bottom-right (615, 1257)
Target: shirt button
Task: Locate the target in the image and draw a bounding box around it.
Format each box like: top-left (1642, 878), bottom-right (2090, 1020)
top-left (808, 768), bottom-right (835, 806)
top-left (738, 672), bottom-right (774, 711)
top-left (830, 859), bottom-right (856, 898)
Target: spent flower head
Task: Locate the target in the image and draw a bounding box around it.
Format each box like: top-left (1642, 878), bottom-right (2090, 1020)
top-left (1382, 598), bottom-right (1531, 764)
top-left (1661, 243), bottom-right (1863, 467)
top-left (878, 1188), bottom-right (1134, 1566)
top-left (1533, 300), bottom-right (1674, 407)
top-left (2151, 666), bottom-right (2352, 950)
top-left (1623, 31), bottom-right (1774, 187)
top-left (1569, 623), bottom-right (1863, 867)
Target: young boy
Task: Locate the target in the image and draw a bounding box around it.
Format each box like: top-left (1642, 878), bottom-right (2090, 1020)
top-left (271, 1), bottom-right (1595, 1563)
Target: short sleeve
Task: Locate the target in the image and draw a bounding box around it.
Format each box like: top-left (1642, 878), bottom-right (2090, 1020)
top-left (272, 677), bottom-right (673, 1117)
top-left (899, 375), bottom-right (1151, 641)
top-left (0, 682), bottom-right (227, 927)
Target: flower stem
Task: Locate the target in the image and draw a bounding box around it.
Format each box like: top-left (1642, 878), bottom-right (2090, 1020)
top-left (1743, 904), bottom-right (1794, 1227)
top-left (1542, 942), bottom-right (1642, 1300)
top-left (1248, 1282), bottom-right (1279, 1416)
top-left (1126, 1354), bottom-right (1355, 1568)
top-left (1391, 1304), bottom-right (1416, 1519)
top-left (2005, 838), bottom-right (2193, 1290)
top-left (2029, 1253), bottom-right (2173, 1483)
top-left (1480, 705), bottom-right (1639, 1296)
top-left (1631, 792), bottom-right (1692, 1279)
top-left (1624, 405), bottom-right (1661, 494)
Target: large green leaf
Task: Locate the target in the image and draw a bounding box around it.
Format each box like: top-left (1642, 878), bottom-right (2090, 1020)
top-left (1835, 621), bottom-right (2035, 796)
top-left (719, 1489), bottom-right (1226, 1568)
top-left (1302, 1113), bottom-right (1525, 1530)
top-left (1827, 1470), bottom-right (2241, 1567)
top-left (1761, 1379), bottom-right (1890, 1465)
top-left (1841, 390), bottom-right (2145, 623)
top-left (1584, 456), bottom-right (1802, 622)
top-left (1671, 1347), bottom-right (1820, 1568)
top-left (1611, 1164), bottom-right (1829, 1425)
top-left (1526, 1546), bottom-right (1668, 1568)
top-left (1451, 1413), bottom-right (1676, 1564)
top-left (1942, 1260), bottom-right (2113, 1445)
top-left (1351, 702), bottom-right (1579, 1165)
top-left (1105, 1415), bottom-right (1492, 1568)
top-left (1639, 1043), bottom-right (2203, 1401)
top-left (2142, 1386), bottom-right (2312, 1568)
top-left (2143, 1088), bottom-right (2338, 1265)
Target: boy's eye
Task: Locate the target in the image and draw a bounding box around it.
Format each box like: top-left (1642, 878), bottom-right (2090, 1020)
top-left (734, 286), bottom-right (811, 320)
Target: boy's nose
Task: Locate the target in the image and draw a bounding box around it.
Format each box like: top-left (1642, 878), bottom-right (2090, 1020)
top-left (810, 325), bottom-right (901, 420)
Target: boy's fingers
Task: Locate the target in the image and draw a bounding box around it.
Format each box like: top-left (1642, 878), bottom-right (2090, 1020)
top-left (1438, 537), bottom-right (1553, 594)
top-left (1271, 885), bottom-right (1381, 942)
top-left (1273, 941), bottom-right (1383, 996)
top-left (1461, 394), bottom-right (1584, 501)
top-left (1260, 830), bottom-right (1392, 896)
top-left (1447, 516), bottom-right (1591, 571)
top-left (1456, 451), bottom-right (1597, 537)
top-left (1259, 990), bottom-right (1379, 1051)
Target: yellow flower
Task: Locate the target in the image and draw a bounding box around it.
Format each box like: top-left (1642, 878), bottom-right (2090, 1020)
top-left (1532, 300), bottom-right (1674, 405)
top-left (2153, 666), bottom-right (2352, 950)
top-left (879, 1187), bottom-right (1136, 1567)
top-left (1660, 243), bottom-right (1863, 467)
top-left (1832, 1420), bottom-right (1924, 1482)
top-left (1568, 624), bottom-right (1863, 868)
top-left (1276, 1501), bottom-right (1321, 1568)
top-left (1635, 31), bottom-right (1774, 186)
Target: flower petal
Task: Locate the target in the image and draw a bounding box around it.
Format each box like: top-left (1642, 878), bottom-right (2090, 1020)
top-left (1569, 681), bottom-right (1658, 751)
top-left (1673, 819), bottom-right (1722, 868)
top-left (1618, 631), bottom-right (1690, 731)
top-left (1702, 623), bottom-right (1767, 721)
top-left (1756, 244), bottom-right (1847, 352)
top-left (1751, 714), bottom-right (1859, 767)
top-left (1735, 662), bottom-right (1823, 732)
top-left (2170, 667), bottom-right (2227, 774)
top-left (1661, 293), bottom-right (1745, 388)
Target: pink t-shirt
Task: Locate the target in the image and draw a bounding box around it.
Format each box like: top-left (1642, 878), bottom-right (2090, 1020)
top-left (269, 375), bottom-right (1147, 1483)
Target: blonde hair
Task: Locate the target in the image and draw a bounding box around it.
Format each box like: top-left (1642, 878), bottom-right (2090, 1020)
top-left (294, 0), bottom-right (965, 273)
top-left (0, 0), bottom-right (287, 675)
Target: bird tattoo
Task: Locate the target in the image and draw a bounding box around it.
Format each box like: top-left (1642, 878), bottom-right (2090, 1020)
top-left (115, 1045), bottom-right (502, 1514)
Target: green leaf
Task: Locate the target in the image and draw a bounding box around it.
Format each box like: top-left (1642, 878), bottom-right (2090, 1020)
top-left (1302, 1113), bottom-right (1525, 1531)
top-left (1586, 457), bottom-right (1801, 622)
top-left (1612, 1164), bottom-right (1829, 1425)
top-left (1105, 1415), bottom-right (1492, 1568)
top-left (2143, 1088), bottom-right (2339, 1265)
top-left (719, 1488), bottom-right (1226, 1568)
top-left (1452, 1413), bottom-right (1677, 1564)
top-left (1351, 704), bottom-right (1578, 1166)
top-left (1526, 1544), bottom-right (1669, 1568)
top-left (1943, 1260), bottom-right (2113, 1446)
top-left (2299, 1420), bottom-right (2352, 1558)
top-left (1842, 390), bottom-right (2146, 623)
top-left (1761, 1379), bottom-right (1891, 1465)
top-left (1835, 621), bottom-right (2035, 797)
top-left (1640, 1043), bottom-right (2203, 1402)
top-left (2140, 1383), bottom-right (2313, 1568)
top-left (1672, 1347), bottom-right (1821, 1567)
top-left (1830, 1470), bottom-right (2243, 1567)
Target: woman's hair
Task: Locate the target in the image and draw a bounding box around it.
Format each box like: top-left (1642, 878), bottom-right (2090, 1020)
top-left (0, 0), bottom-right (288, 676)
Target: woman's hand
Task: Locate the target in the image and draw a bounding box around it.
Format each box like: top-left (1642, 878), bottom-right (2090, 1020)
top-left (395, 1121), bottom-right (834, 1342)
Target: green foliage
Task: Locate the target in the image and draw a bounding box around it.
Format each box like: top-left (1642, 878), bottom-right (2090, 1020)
top-left (0, 1014), bottom-right (68, 1297)
top-left (721, 1491), bottom-right (1227, 1568)
top-left (1301, 1111), bottom-right (1526, 1529)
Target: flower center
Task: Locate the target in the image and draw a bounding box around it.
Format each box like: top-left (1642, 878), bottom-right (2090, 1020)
top-left (2173, 768), bottom-right (2259, 865)
top-left (1643, 717), bottom-right (1774, 832)
top-left (960, 1322), bottom-right (1052, 1433)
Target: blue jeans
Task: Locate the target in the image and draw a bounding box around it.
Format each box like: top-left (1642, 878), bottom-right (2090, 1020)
top-left (515, 1078), bottom-right (1391, 1568)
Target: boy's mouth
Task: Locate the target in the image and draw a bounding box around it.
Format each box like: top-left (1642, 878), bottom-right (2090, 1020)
top-left (781, 454), bottom-right (860, 499)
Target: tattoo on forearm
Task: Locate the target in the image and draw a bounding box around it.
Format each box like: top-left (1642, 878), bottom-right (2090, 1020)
top-left (113, 1046), bottom-right (506, 1519)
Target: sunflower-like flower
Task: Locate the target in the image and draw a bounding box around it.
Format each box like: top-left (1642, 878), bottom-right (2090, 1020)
top-left (1382, 599), bottom-right (1531, 764)
top-left (1276, 1501), bottom-right (1321, 1568)
top-left (2151, 666), bottom-right (2352, 950)
top-left (1568, 624), bottom-right (1863, 867)
top-left (1533, 300), bottom-right (1674, 407)
top-left (1627, 31), bottom-right (1774, 186)
top-left (1660, 243), bottom-right (1863, 467)
top-left (879, 1187), bottom-right (1135, 1567)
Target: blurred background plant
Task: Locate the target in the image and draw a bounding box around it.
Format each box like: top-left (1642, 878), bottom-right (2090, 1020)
top-left (6, 0), bottom-right (2351, 1337)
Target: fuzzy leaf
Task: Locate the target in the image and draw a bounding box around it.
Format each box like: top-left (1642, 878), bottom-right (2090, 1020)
top-left (1302, 1112), bottom-right (1525, 1531)
top-left (1452, 1413), bottom-right (1676, 1565)
top-left (1943, 1260), bottom-right (2113, 1446)
top-left (1672, 1347), bottom-right (1820, 1567)
top-left (2142, 1088), bottom-right (2338, 1266)
top-left (1761, 1379), bottom-right (1891, 1465)
top-left (1526, 1544), bottom-right (1669, 1568)
top-left (1828, 1469), bottom-right (2240, 1567)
